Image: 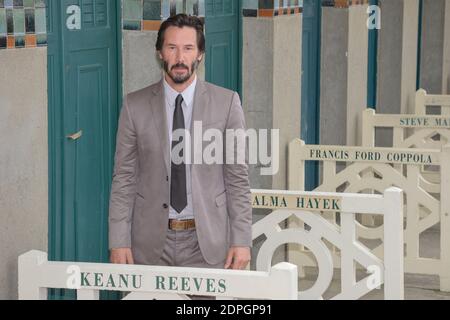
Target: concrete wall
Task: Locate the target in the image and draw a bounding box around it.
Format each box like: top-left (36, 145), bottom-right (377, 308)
top-left (243, 14), bottom-right (302, 190)
top-left (320, 8), bottom-right (348, 146)
top-left (420, 0), bottom-right (445, 94)
top-left (401, 0), bottom-right (420, 114)
top-left (320, 5), bottom-right (368, 146)
top-left (445, 0), bottom-right (450, 93)
top-left (377, 0), bottom-right (419, 115)
top-left (377, 0), bottom-right (403, 115)
top-left (122, 30), bottom-right (205, 95)
top-left (0, 48), bottom-right (48, 299)
top-left (420, 0), bottom-right (450, 95)
top-left (272, 15), bottom-right (302, 190)
top-left (376, 0), bottom-right (419, 146)
top-left (243, 14), bottom-right (302, 267)
top-left (242, 17), bottom-right (274, 191)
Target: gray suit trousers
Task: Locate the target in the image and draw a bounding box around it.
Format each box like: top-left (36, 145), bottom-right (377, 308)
top-left (158, 228), bottom-right (225, 269)
top-left (158, 227), bottom-right (225, 300)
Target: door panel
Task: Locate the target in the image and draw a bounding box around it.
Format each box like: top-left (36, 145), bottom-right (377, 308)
top-left (47, 0), bottom-right (120, 299)
top-left (61, 0), bottom-right (118, 264)
top-left (205, 0), bottom-right (240, 92)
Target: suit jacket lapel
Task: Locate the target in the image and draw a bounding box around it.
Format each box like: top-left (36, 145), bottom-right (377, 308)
top-left (149, 79), bottom-right (170, 175)
top-left (190, 79), bottom-right (208, 132)
top-left (190, 79), bottom-right (208, 164)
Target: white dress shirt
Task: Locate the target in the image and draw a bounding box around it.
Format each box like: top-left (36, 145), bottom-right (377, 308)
top-left (163, 75), bottom-right (197, 220)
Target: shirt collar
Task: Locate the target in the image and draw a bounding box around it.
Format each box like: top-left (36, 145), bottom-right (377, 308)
top-left (163, 75), bottom-right (197, 108)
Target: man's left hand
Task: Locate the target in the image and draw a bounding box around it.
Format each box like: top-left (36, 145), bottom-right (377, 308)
top-left (224, 246), bottom-right (251, 270)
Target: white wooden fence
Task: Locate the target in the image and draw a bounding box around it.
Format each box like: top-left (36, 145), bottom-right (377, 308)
top-left (18, 250), bottom-right (298, 300)
top-left (362, 108), bottom-right (450, 188)
top-left (362, 108), bottom-right (450, 150)
top-left (288, 139), bottom-right (450, 292)
top-left (415, 89), bottom-right (450, 115)
top-left (251, 188), bottom-right (404, 300)
top-left (19, 186), bottom-right (405, 300)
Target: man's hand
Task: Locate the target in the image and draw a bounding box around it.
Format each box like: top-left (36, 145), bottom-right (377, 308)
top-left (224, 246), bottom-right (251, 270)
top-left (110, 248), bottom-right (134, 264)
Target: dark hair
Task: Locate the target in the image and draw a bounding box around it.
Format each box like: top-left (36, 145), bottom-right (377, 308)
top-left (156, 14), bottom-right (205, 53)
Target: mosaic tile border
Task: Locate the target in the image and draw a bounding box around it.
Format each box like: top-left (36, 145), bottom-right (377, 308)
top-left (241, 0), bottom-right (370, 18)
top-left (0, 0), bottom-right (47, 49)
top-left (322, 0), bottom-right (370, 8)
top-left (243, 0), bottom-right (303, 17)
top-left (123, 0), bottom-right (205, 31)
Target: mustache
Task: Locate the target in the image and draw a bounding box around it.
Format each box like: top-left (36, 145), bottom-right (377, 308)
top-left (171, 63), bottom-right (189, 71)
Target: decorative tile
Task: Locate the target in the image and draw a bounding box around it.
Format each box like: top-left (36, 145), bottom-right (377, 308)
top-left (0, 0), bottom-right (45, 49)
top-left (14, 34), bottom-right (24, 47)
top-left (25, 33), bottom-right (35, 46)
top-left (13, 8), bottom-right (25, 34)
top-left (143, 0), bottom-right (161, 20)
top-left (124, 0), bottom-right (205, 31)
top-left (243, 0), bottom-right (258, 10)
top-left (6, 8), bottom-right (12, 33)
top-left (7, 34), bottom-right (14, 47)
top-left (244, 0), bottom-right (303, 17)
top-left (124, 0), bottom-right (142, 20)
top-left (34, 6), bottom-right (44, 33)
top-left (142, 19), bottom-right (161, 31)
top-left (0, 35), bottom-right (6, 48)
top-left (186, 0), bottom-right (198, 16)
top-left (123, 19), bottom-right (141, 31)
top-left (242, 8), bottom-right (257, 17)
top-left (0, 8), bottom-right (6, 33)
top-left (23, 0), bottom-right (33, 8)
top-left (24, 7), bottom-right (34, 33)
top-left (258, 0), bottom-right (273, 9)
top-left (36, 32), bottom-right (45, 45)
top-left (34, 0), bottom-right (44, 8)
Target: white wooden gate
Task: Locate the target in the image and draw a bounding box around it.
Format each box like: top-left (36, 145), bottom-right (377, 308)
top-left (18, 250), bottom-right (297, 300)
top-left (415, 89), bottom-right (450, 115)
top-left (362, 108), bottom-right (450, 187)
top-left (288, 139), bottom-right (450, 291)
top-left (251, 188), bottom-right (404, 300)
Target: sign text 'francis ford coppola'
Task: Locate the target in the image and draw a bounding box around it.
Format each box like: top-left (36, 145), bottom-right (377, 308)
top-left (304, 147), bottom-right (438, 165)
top-left (252, 193), bottom-right (341, 212)
top-left (76, 271), bottom-right (226, 293)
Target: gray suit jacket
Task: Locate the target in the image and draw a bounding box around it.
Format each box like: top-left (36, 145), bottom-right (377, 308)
top-left (109, 79), bottom-right (252, 265)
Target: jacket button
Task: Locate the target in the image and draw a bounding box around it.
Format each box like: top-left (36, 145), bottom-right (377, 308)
top-left (163, 203), bottom-right (168, 209)
top-left (166, 176), bottom-right (169, 182)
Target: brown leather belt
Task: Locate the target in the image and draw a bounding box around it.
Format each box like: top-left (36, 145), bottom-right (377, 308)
top-left (168, 219), bottom-right (196, 230)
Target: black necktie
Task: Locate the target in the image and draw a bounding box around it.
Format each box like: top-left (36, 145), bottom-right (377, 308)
top-left (170, 94), bottom-right (187, 213)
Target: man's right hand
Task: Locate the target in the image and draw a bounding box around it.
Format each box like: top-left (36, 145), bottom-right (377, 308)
top-left (110, 248), bottom-right (134, 264)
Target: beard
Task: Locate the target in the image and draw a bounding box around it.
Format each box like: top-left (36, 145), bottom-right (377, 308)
top-left (164, 59), bottom-right (200, 84)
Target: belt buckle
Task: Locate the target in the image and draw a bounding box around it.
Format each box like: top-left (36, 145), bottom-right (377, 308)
top-left (169, 219), bottom-right (194, 230)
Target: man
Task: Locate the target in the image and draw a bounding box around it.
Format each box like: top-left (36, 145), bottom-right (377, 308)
top-left (109, 14), bottom-right (252, 273)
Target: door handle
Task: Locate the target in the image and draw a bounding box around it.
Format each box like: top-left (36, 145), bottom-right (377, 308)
top-left (66, 130), bottom-right (83, 141)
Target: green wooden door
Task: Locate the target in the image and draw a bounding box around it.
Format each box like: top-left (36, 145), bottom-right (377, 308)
top-left (205, 0), bottom-right (241, 94)
top-left (47, 0), bottom-right (121, 299)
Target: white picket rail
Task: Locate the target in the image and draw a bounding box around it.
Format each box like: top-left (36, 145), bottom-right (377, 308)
top-left (415, 89), bottom-right (450, 115)
top-left (288, 139), bottom-right (450, 292)
top-left (251, 188), bottom-right (404, 300)
top-left (362, 108), bottom-right (450, 150)
top-left (18, 250), bottom-right (298, 300)
top-left (362, 108), bottom-right (450, 188)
